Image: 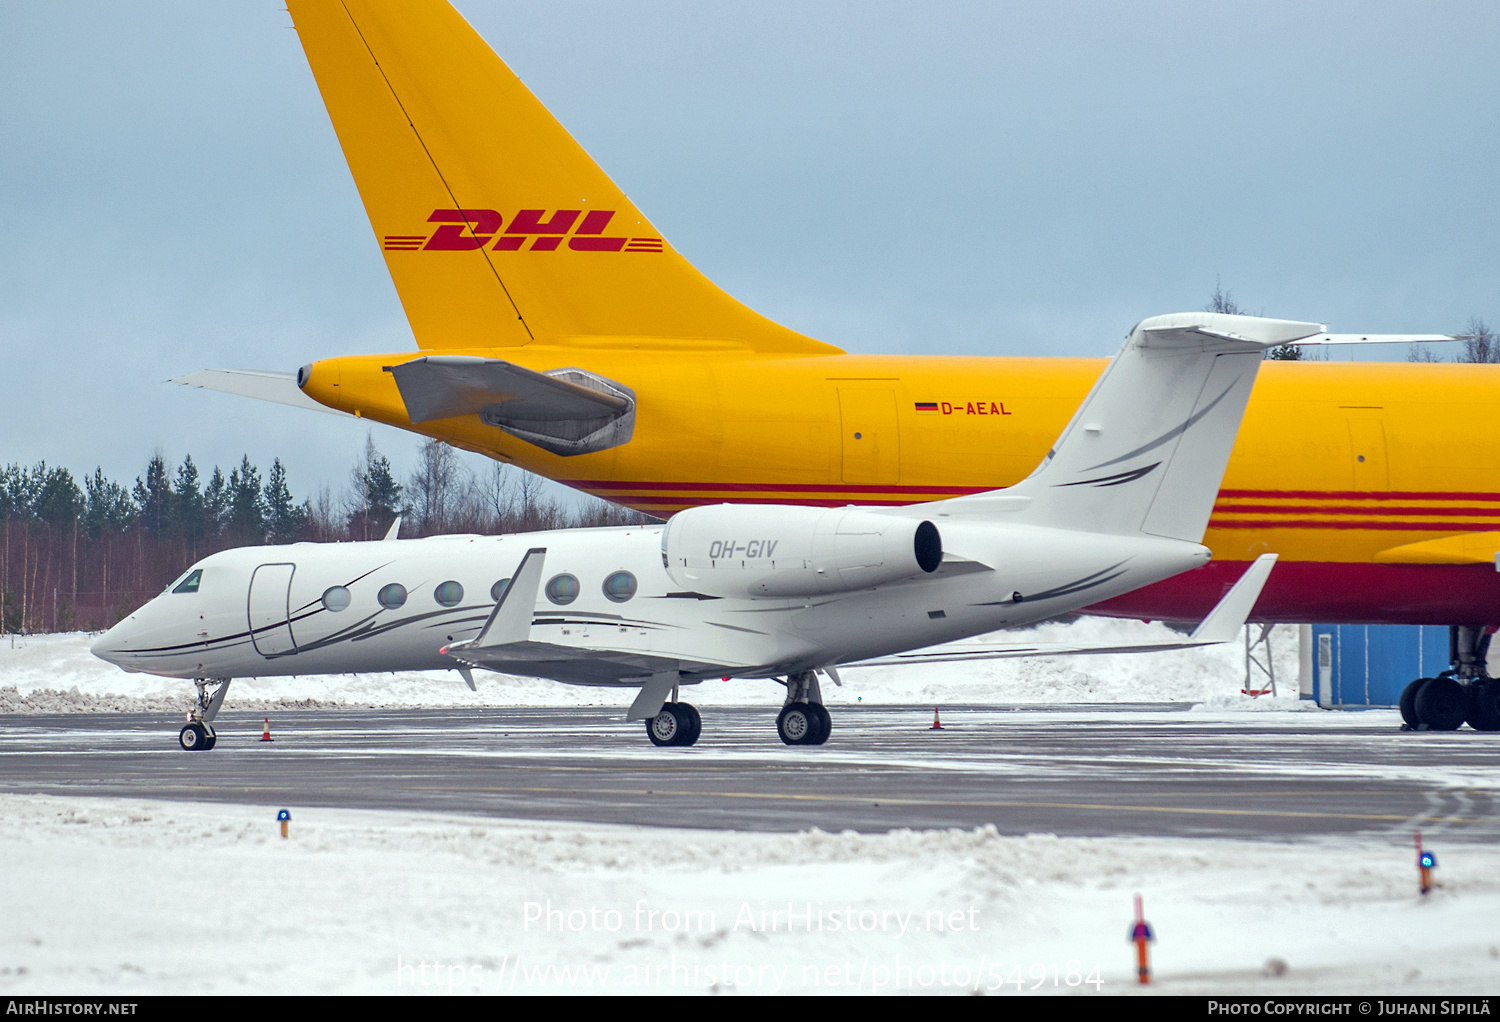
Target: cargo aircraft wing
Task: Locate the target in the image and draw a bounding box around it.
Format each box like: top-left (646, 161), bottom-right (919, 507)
top-left (843, 554), bottom-right (1276, 668)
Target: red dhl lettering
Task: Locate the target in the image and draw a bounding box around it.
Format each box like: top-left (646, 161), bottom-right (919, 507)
top-left (382, 209), bottom-right (663, 254)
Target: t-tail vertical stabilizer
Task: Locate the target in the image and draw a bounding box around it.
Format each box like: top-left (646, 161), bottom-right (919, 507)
top-left (952, 313), bottom-right (1324, 543)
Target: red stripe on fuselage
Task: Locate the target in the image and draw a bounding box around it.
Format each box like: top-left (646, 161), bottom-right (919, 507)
top-left (1089, 560), bottom-right (1500, 626)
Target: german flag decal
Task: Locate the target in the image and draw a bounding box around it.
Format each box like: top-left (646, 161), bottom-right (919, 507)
top-left (915, 402), bottom-right (940, 414)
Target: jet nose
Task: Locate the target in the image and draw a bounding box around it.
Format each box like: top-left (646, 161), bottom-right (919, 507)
top-left (91, 620), bottom-right (139, 670)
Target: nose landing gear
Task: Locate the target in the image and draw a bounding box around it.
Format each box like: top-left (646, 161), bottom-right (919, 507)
top-left (179, 678), bottom-right (231, 751)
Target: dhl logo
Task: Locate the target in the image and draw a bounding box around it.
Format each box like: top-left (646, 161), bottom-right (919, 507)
top-left (383, 209), bottom-right (664, 254)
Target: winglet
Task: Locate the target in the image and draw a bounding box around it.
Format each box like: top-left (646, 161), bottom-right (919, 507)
top-left (465, 547), bottom-right (547, 648)
top-left (383, 516), bottom-right (402, 541)
top-left (1187, 554), bottom-right (1277, 644)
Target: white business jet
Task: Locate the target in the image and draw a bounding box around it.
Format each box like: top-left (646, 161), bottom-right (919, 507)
top-left (94, 312), bottom-right (1311, 750)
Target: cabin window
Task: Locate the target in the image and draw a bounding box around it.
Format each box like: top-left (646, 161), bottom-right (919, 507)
top-left (378, 583), bottom-right (407, 610)
top-left (545, 574), bottom-right (580, 605)
top-left (602, 571), bottom-right (638, 603)
top-left (434, 581), bottom-right (464, 607)
top-left (491, 578), bottom-right (511, 602)
top-left (322, 586), bottom-right (351, 612)
top-left (171, 569), bottom-right (203, 595)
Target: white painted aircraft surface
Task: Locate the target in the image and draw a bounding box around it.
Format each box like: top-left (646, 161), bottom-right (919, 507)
top-left (94, 312), bottom-right (1303, 749)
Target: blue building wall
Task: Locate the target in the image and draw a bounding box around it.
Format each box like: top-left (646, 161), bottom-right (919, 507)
top-left (1310, 624), bottom-right (1450, 708)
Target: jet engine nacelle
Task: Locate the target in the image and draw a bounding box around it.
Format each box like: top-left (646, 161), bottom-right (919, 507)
top-left (662, 504), bottom-right (942, 599)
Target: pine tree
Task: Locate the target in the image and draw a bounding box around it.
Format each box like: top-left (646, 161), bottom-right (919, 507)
top-left (171, 455), bottom-right (205, 554)
top-left (83, 468), bottom-right (135, 540)
top-left (132, 455), bottom-right (171, 538)
top-left (226, 456), bottom-right (265, 542)
top-left (349, 433), bottom-right (404, 540)
top-left (263, 459), bottom-right (306, 544)
top-left (203, 467), bottom-right (229, 539)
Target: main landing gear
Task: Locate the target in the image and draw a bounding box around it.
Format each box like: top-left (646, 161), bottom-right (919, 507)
top-left (1399, 627), bottom-right (1500, 732)
top-left (179, 678), bottom-right (231, 751)
top-left (777, 670), bottom-right (831, 746)
top-left (646, 701), bottom-right (701, 747)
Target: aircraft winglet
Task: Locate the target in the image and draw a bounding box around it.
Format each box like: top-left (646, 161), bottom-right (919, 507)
top-left (1185, 553), bottom-right (1278, 644)
top-left (457, 547), bottom-right (547, 650)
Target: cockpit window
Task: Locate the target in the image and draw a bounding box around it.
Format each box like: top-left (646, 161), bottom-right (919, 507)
top-left (172, 569), bottom-right (203, 594)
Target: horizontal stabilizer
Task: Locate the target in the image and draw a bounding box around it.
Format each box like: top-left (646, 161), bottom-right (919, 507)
top-left (385, 356), bottom-right (635, 457)
top-left (844, 553), bottom-right (1275, 668)
top-left (171, 369), bottom-right (353, 417)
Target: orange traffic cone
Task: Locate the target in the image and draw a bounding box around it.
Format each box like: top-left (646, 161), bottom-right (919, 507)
top-left (930, 707), bottom-right (944, 730)
top-left (260, 717), bottom-right (274, 742)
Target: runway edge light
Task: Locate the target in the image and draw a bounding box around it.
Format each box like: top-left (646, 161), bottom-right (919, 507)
top-left (1130, 894), bottom-right (1155, 984)
top-left (278, 809), bottom-right (291, 839)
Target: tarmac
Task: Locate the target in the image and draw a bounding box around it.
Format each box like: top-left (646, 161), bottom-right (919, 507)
top-left (2, 704), bottom-right (1497, 843)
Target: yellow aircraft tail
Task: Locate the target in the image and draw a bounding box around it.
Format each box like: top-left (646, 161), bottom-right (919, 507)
top-left (289, 0), bottom-right (837, 354)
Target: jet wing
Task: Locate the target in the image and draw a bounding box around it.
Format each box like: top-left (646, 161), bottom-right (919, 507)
top-left (384, 355), bottom-right (636, 456)
top-left (446, 641), bottom-right (723, 687)
top-left (171, 369), bottom-right (353, 417)
top-left (844, 554), bottom-right (1276, 668)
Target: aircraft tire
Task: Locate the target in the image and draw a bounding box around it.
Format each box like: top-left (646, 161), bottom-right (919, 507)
top-left (1465, 680), bottom-right (1500, 732)
top-left (677, 702), bottom-right (702, 746)
top-left (202, 732), bottom-right (217, 750)
top-left (179, 723), bottom-right (209, 751)
top-left (1399, 679), bottom-right (1428, 728)
top-left (1414, 677), bottom-right (1468, 732)
top-left (647, 704), bottom-right (688, 747)
top-left (806, 704), bottom-right (831, 746)
top-left (777, 703), bottom-right (817, 745)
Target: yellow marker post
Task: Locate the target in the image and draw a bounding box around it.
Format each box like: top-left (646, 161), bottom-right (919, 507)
top-left (279, 809), bottom-right (291, 839)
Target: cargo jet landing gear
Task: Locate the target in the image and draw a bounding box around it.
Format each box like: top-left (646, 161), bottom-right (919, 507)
top-left (180, 678), bottom-right (231, 751)
top-left (1399, 627), bottom-right (1500, 732)
top-left (778, 671), bottom-right (831, 746)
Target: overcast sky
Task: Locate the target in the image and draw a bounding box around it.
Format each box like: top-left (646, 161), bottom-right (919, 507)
top-left (3, 1), bottom-right (1497, 500)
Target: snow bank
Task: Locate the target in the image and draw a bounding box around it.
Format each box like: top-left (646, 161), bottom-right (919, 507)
top-left (0, 792), bottom-right (1493, 995)
top-left (0, 622), bottom-right (1305, 712)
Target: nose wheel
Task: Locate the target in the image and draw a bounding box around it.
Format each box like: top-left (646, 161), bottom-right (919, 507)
top-left (177, 678), bottom-right (230, 750)
top-left (179, 722), bottom-right (216, 751)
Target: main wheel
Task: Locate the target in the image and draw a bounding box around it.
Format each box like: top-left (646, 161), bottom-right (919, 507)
top-left (179, 723), bottom-right (208, 751)
top-left (777, 702), bottom-right (817, 745)
top-left (202, 731), bottom-right (217, 750)
top-left (1465, 680), bottom-right (1500, 732)
top-left (1414, 677), bottom-right (1468, 732)
top-left (806, 703), bottom-right (831, 746)
top-left (1399, 678), bottom-right (1428, 728)
top-left (676, 702), bottom-right (702, 746)
top-left (647, 704), bottom-right (692, 747)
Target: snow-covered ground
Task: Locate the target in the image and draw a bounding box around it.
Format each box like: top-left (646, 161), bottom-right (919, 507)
top-left (0, 621), bottom-right (1307, 711)
top-left (0, 792), bottom-right (1494, 995)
